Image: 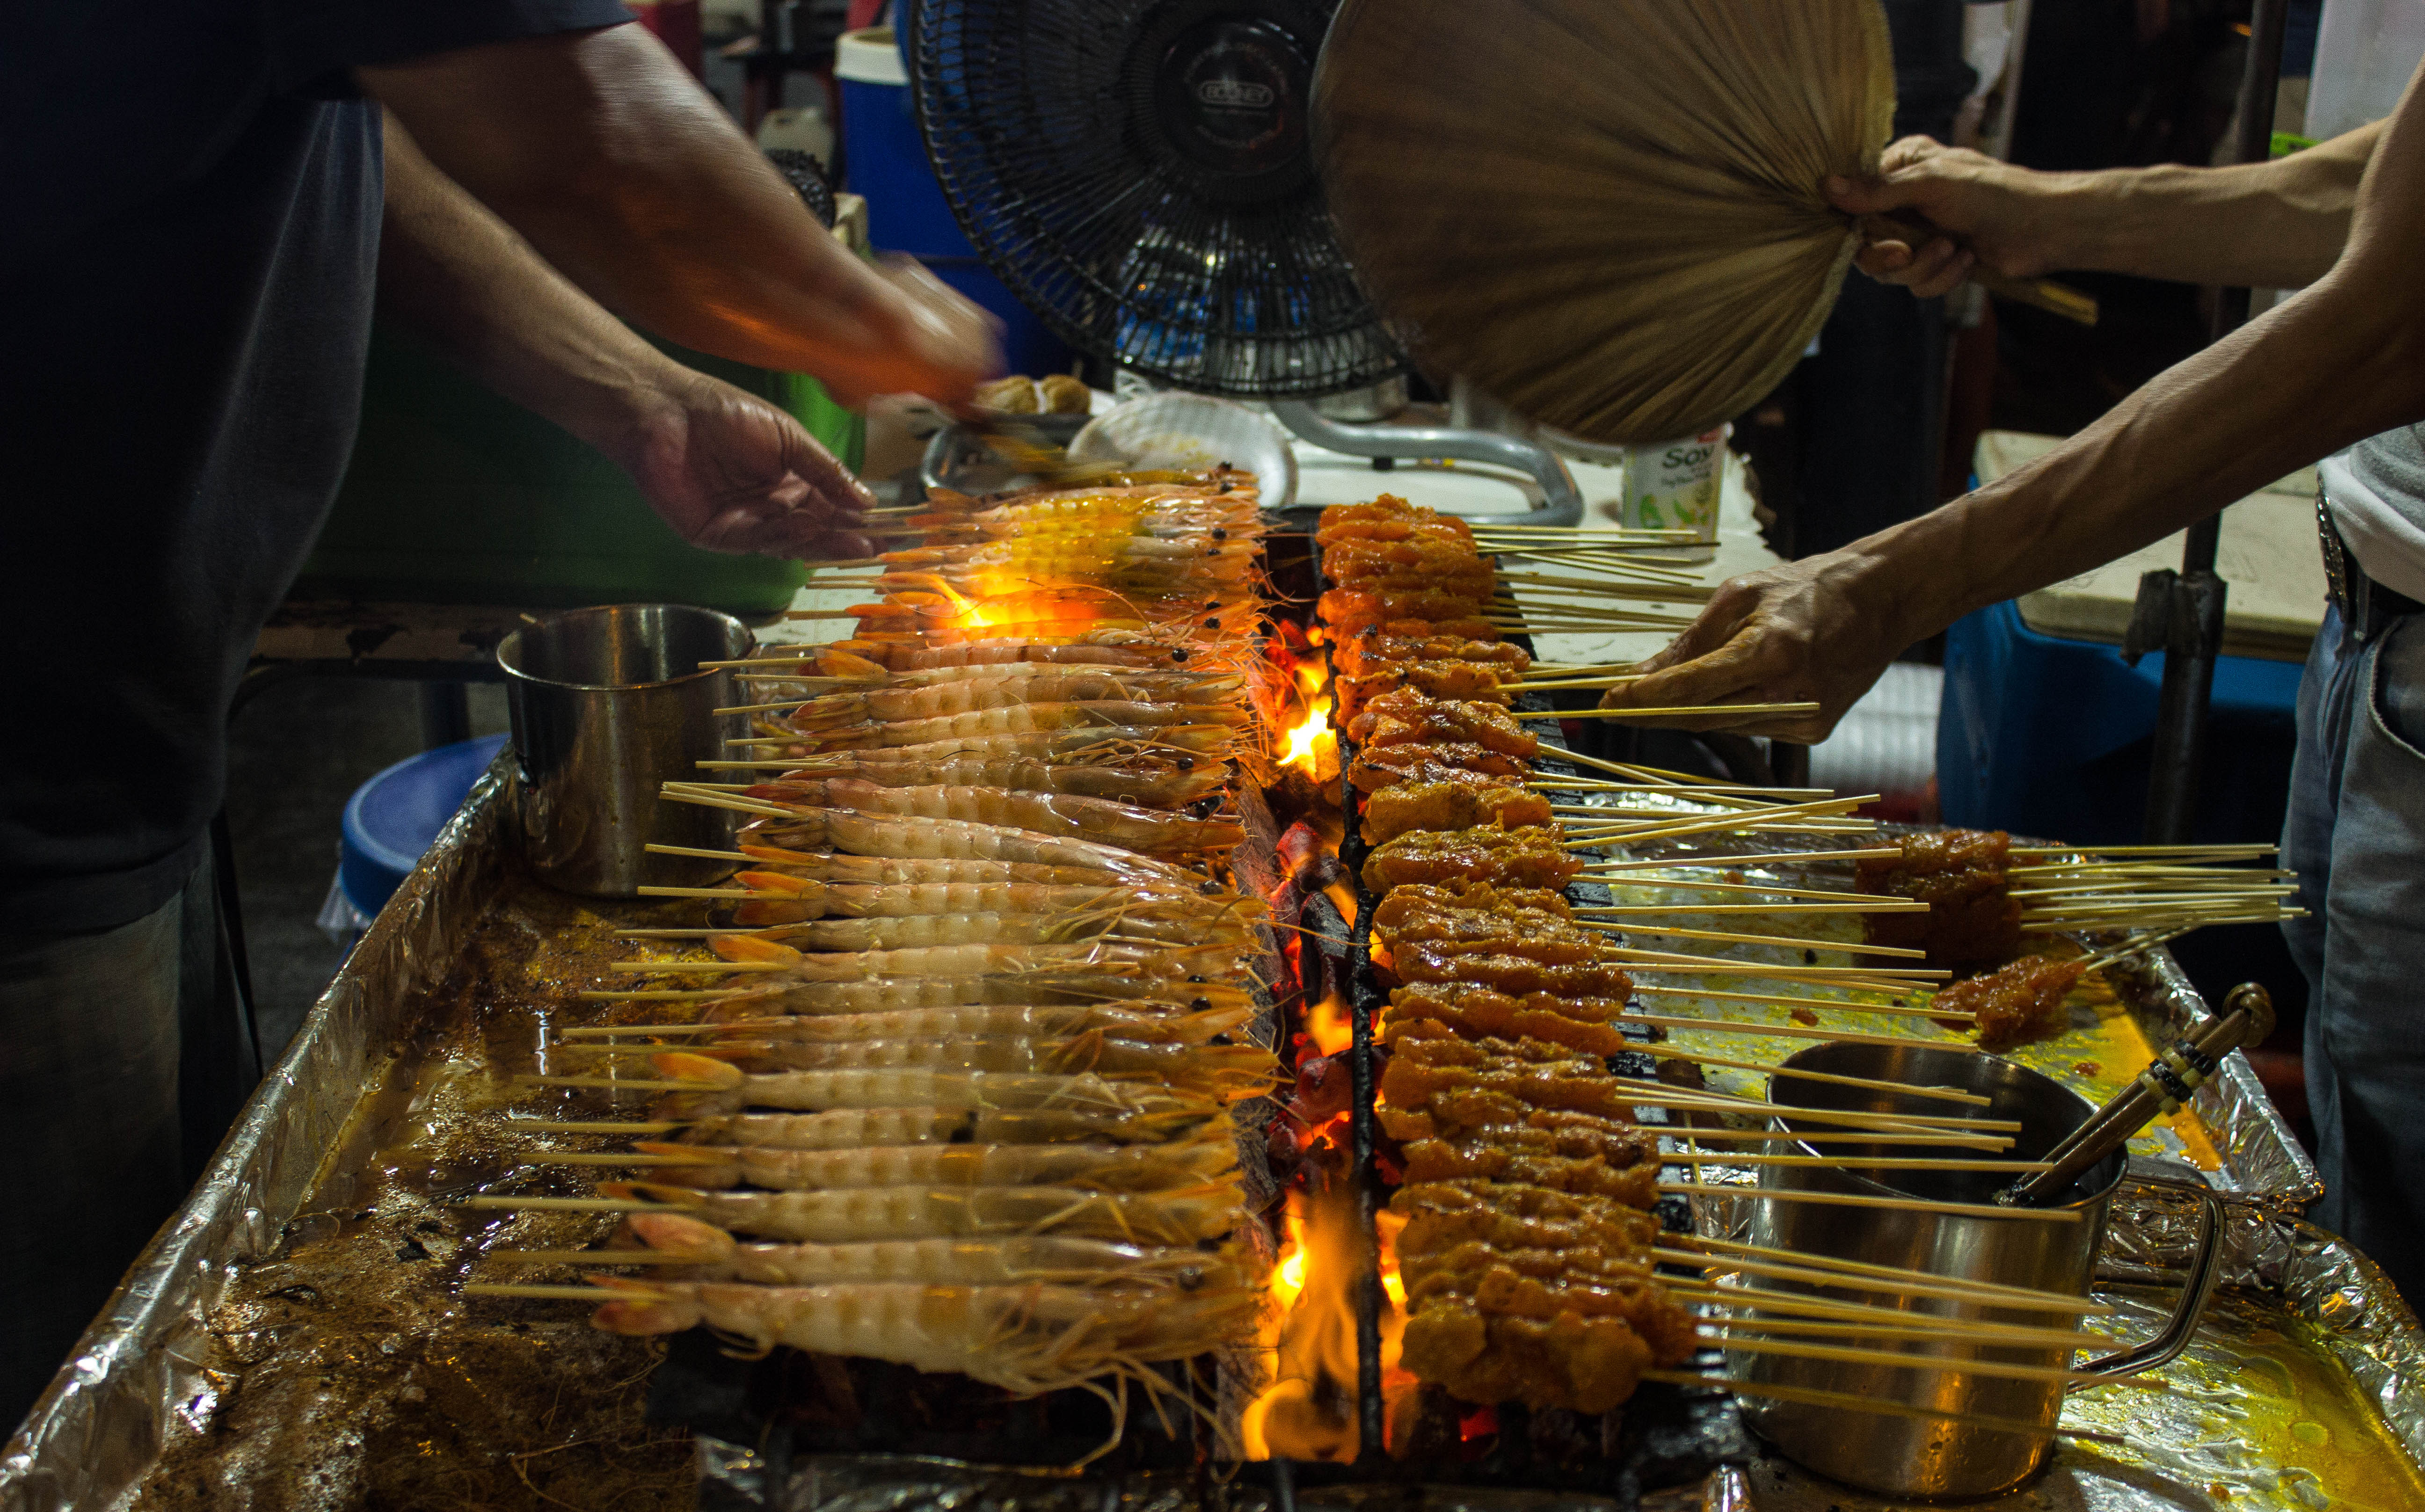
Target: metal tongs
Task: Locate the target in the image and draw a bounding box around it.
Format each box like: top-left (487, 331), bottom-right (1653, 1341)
top-left (1999, 981), bottom-right (2277, 1206)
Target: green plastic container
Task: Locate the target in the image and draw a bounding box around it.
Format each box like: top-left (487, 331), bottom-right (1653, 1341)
top-left (296, 328), bottom-right (866, 613)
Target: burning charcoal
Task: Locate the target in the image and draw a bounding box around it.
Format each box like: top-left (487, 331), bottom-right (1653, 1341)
top-left (1528, 1404), bottom-right (1596, 1470)
top-left (1390, 1382), bottom-right (1465, 1461)
top-left (1266, 1117), bottom-right (1304, 1184)
top-left (1289, 1054), bottom-right (1354, 1124)
top-left (1278, 821), bottom-right (1347, 891)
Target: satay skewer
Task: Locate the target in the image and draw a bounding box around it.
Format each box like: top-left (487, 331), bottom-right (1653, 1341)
top-left (1658, 1181), bottom-right (2080, 1222)
top-left (1576, 920), bottom-right (1927, 958)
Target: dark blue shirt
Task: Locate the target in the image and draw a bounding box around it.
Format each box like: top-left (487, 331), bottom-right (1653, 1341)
top-left (0, 0), bottom-right (628, 932)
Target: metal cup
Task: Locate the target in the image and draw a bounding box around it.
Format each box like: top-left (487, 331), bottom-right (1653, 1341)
top-left (1725, 1043), bottom-right (2222, 1499)
top-left (495, 604), bottom-right (755, 897)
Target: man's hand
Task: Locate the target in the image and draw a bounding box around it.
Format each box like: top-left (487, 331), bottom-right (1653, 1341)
top-left (615, 370), bottom-right (874, 560)
top-left (1597, 552), bottom-right (1915, 743)
top-left (1824, 136), bottom-right (2070, 298)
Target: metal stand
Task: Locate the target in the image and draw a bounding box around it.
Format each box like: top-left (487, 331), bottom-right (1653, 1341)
top-left (2140, 0), bottom-right (2288, 843)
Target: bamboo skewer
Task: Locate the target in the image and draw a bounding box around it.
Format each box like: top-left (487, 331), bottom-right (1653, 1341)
top-left (1692, 1333), bottom-right (2115, 1385)
top-left (577, 989), bottom-right (733, 1001)
top-left (1580, 848), bottom-right (1900, 870)
top-left (466, 1283), bottom-right (663, 1301)
top-left (1681, 1236), bottom-right (2111, 1310)
top-left (1513, 702), bottom-right (1824, 721)
top-left (1662, 1152), bottom-right (2049, 1172)
top-left (506, 1120), bottom-right (684, 1133)
top-left (1658, 1181), bottom-right (2081, 1223)
top-left (1626, 1046), bottom-right (1988, 1104)
top-left (1577, 900), bottom-right (1924, 916)
top-left (489, 1250), bottom-right (714, 1266)
top-left (517, 1074), bottom-right (712, 1090)
top-left (1663, 1280), bottom-right (2113, 1348)
top-left (647, 844), bottom-right (755, 861)
top-left (1579, 919), bottom-right (1926, 959)
top-left (462, 1196), bottom-right (690, 1213)
top-left (1574, 875), bottom-right (1902, 904)
top-left (1611, 1078), bottom-right (2013, 1133)
top-left (1653, 1128), bottom-right (2007, 1149)
top-left (1627, 984), bottom-right (1966, 1022)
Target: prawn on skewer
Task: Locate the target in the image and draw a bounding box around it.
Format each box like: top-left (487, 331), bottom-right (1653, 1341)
top-left (688, 971), bottom-right (1254, 1020)
top-left (608, 1000), bottom-right (1253, 1046)
top-left (751, 756), bottom-right (1230, 808)
top-left (714, 904), bottom-right (1256, 952)
top-left (644, 1098), bottom-right (1227, 1150)
top-left (786, 671), bottom-right (1243, 727)
top-left (598, 1176), bottom-right (1245, 1245)
top-left (608, 1134), bottom-right (1237, 1193)
top-left (599, 1214), bottom-right (1248, 1291)
top-left (727, 811), bottom-right (1212, 885)
top-left (589, 1278), bottom-right (1259, 1400)
top-left (740, 780), bottom-right (1245, 856)
top-left (787, 701), bottom-right (1253, 753)
top-left (637, 1057), bottom-right (1265, 1118)
top-left (667, 1032), bottom-right (1275, 1088)
top-left (723, 877), bottom-right (1194, 922)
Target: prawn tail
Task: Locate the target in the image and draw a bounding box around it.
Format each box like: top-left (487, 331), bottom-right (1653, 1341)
top-left (624, 1213), bottom-right (736, 1264)
top-left (587, 1274), bottom-right (697, 1335)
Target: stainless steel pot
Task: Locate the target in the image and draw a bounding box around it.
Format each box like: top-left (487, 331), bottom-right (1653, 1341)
top-left (494, 603), bottom-right (754, 897)
top-left (1724, 1042), bottom-right (2223, 1499)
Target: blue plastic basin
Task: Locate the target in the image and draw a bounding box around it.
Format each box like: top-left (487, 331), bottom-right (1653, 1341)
top-left (340, 734), bottom-right (508, 920)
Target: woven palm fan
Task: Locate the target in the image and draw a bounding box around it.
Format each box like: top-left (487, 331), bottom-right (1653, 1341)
top-left (1313, 0), bottom-right (2085, 444)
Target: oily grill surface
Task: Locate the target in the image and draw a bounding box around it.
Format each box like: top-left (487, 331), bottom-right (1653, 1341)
top-left (122, 866), bottom-right (699, 1511)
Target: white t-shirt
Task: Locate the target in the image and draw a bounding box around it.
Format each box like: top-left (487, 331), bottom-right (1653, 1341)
top-left (2312, 3), bottom-right (2425, 599)
top-left (2324, 429), bottom-right (2425, 603)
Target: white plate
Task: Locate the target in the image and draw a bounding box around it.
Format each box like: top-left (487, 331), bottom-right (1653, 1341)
top-left (1067, 394), bottom-right (1298, 504)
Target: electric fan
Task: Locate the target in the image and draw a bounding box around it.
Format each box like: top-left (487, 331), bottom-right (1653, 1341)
top-left (904, 0), bottom-right (1581, 523)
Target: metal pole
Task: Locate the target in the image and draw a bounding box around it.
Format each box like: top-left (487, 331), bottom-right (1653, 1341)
top-left (2141, 0), bottom-right (2288, 842)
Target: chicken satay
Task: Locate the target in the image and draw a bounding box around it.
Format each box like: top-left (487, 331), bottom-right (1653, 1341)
top-left (1348, 688), bottom-right (1537, 760)
top-left (1360, 780), bottom-right (1552, 846)
top-left (1346, 743), bottom-right (1530, 794)
top-left (1318, 587), bottom-right (1493, 637)
top-left (1938, 955), bottom-right (2086, 1050)
top-left (1380, 1028), bottom-right (1644, 1120)
top-left (1333, 628), bottom-right (1526, 679)
top-left (1373, 882), bottom-right (1576, 926)
top-left (1336, 660), bottom-right (1514, 721)
top-left (1362, 825), bottom-right (1583, 894)
top-left (1854, 828), bottom-right (2024, 968)
top-left (1391, 947), bottom-right (1637, 1002)
top-left (1315, 495), bottom-right (1477, 549)
top-left (1381, 982), bottom-right (1631, 1059)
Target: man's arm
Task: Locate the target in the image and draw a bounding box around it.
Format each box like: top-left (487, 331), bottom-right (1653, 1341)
top-left (379, 114), bottom-right (871, 559)
top-left (1604, 62), bottom-right (2425, 741)
top-left (1827, 121), bottom-right (2383, 297)
top-left (362, 25), bottom-right (994, 408)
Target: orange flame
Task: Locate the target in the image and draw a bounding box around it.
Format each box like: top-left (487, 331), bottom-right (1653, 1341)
top-left (1305, 988), bottom-right (1353, 1058)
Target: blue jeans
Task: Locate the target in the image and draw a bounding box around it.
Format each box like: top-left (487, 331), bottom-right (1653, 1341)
top-left (0, 848), bottom-right (257, 1438)
top-left (2282, 606), bottom-right (2425, 1308)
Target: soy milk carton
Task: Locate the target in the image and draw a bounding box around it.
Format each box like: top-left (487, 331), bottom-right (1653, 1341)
top-left (1620, 425), bottom-right (1727, 540)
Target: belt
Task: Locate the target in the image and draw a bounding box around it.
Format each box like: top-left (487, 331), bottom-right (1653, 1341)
top-left (2317, 486), bottom-right (2424, 641)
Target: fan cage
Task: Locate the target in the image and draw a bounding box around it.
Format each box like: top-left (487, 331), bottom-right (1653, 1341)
top-left (908, 0), bottom-right (1406, 398)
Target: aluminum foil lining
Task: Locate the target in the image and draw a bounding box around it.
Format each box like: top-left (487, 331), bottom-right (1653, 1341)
top-left (0, 757), bottom-right (518, 1512)
top-left (1724, 1215), bottom-right (2425, 1510)
top-left (0, 787), bottom-right (2388, 1512)
top-left (693, 1451), bottom-right (1745, 1512)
